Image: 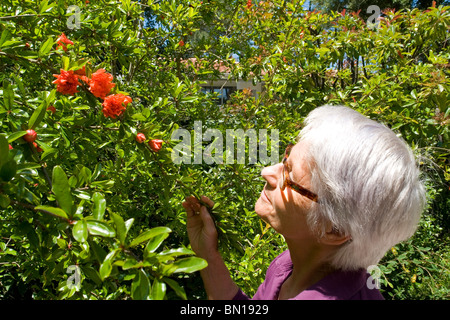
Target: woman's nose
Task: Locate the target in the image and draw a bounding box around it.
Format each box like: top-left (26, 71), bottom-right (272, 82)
top-left (261, 163), bottom-right (282, 188)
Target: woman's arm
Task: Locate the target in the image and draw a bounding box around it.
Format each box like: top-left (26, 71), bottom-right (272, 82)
top-left (198, 249), bottom-right (240, 300)
top-left (182, 196), bottom-right (239, 300)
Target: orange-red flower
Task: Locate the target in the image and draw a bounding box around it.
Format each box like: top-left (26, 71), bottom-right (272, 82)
top-left (56, 33), bottom-right (74, 52)
top-left (33, 142), bottom-right (43, 152)
top-left (47, 105), bottom-right (56, 114)
top-left (102, 94), bottom-right (132, 119)
top-left (89, 69), bottom-right (115, 99)
top-left (75, 66), bottom-right (90, 84)
top-left (74, 65), bottom-right (86, 76)
top-left (136, 133), bottom-right (146, 143)
top-left (52, 69), bottom-right (79, 95)
top-left (148, 139), bottom-right (163, 152)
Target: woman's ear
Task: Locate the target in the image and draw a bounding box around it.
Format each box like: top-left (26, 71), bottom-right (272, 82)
top-left (320, 223), bottom-right (352, 246)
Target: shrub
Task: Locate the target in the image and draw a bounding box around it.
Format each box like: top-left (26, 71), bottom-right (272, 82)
top-left (0, 0), bottom-right (448, 300)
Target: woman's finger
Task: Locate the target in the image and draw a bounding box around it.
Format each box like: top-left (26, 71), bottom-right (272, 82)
top-left (200, 206), bottom-right (218, 235)
top-left (182, 201), bottom-right (195, 218)
top-left (186, 196), bottom-right (201, 212)
top-left (200, 195), bottom-right (215, 208)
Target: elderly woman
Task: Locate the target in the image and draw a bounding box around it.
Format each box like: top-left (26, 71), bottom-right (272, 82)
top-left (182, 105), bottom-right (426, 300)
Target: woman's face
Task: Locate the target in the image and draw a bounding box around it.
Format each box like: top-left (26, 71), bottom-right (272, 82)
top-left (255, 141), bottom-right (316, 241)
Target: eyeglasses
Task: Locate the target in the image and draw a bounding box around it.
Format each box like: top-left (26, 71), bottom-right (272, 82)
top-left (279, 143), bottom-right (319, 202)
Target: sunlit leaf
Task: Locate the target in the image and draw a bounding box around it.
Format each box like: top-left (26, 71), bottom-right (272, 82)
top-left (131, 269), bottom-right (151, 300)
top-left (92, 192), bottom-right (106, 220)
top-left (51, 166), bottom-right (73, 217)
top-left (171, 257), bottom-right (208, 274)
top-left (111, 212), bottom-right (127, 245)
top-left (150, 278), bottom-right (166, 300)
top-left (72, 219), bottom-right (88, 242)
top-left (38, 36), bottom-right (53, 58)
top-left (129, 227), bottom-right (171, 247)
top-left (86, 220), bottom-right (116, 238)
top-left (99, 249), bottom-right (118, 280)
top-left (35, 205), bottom-right (68, 219)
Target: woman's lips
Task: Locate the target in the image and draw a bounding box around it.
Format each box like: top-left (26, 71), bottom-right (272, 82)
top-left (261, 189), bottom-right (271, 204)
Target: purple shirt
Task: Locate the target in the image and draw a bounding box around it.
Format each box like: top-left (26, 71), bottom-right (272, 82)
top-left (233, 250), bottom-right (384, 300)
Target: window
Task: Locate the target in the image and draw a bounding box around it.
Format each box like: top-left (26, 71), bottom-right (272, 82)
top-left (201, 86), bottom-right (236, 105)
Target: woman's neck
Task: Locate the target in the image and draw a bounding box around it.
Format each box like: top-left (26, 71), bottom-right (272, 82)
top-left (279, 238), bottom-right (337, 299)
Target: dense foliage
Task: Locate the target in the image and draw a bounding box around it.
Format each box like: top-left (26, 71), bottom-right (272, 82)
top-left (310, 0), bottom-right (450, 16)
top-left (0, 0), bottom-right (448, 300)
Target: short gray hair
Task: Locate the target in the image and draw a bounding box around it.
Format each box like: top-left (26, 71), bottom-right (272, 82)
top-left (298, 105), bottom-right (426, 271)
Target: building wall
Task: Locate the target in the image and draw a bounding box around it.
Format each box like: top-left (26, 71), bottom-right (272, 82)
top-left (200, 73), bottom-right (263, 103)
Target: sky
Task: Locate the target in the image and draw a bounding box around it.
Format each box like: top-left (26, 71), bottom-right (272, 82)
top-left (303, 0), bottom-right (312, 10)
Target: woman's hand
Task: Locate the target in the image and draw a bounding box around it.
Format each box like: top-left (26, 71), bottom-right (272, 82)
top-left (182, 195), bottom-right (218, 260)
top-left (182, 195), bottom-right (240, 300)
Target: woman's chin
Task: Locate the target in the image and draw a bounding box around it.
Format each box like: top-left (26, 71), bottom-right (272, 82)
top-left (255, 197), bottom-right (271, 223)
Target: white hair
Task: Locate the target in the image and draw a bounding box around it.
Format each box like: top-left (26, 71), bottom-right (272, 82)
top-left (298, 105), bottom-right (426, 271)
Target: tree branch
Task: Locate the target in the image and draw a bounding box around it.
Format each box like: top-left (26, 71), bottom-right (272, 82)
top-left (0, 51), bottom-right (58, 74)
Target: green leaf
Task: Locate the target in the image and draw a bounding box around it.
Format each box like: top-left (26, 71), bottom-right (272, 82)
top-left (159, 247), bottom-right (195, 258)
top-left (92, 163), bottom-right (102, 180)
top-left (0, 194), bottom-right (11, 209)
top-left (22, 222), bottom-right (40, 251)
top-left (0, 160), bottom-right (17, 182)
top-left (92, 192), bottom-right (106, 220)
top-left (52, 166), bottom-right (73, 216)
top-left (62, 56), bottom-right (70, 70)
top-left (131, 269), bottom-right (151, 300)
top-left (2, 80), bottom-right (14, 110)
top-left (150, 278), bottom-right (166, 300)
top-left (0, 40), bottom-right (22, 49)
top-left (125, 218), bottom-right (134, 234)
top-left (86, 220), bottom-right (116, 237)
top-left (171, 257), bottom-right (208, 274)
top-left (99, 249), bottom-right (118, 280)
top-left (16, 162), bottom-right (40, 173)
top-left (111, 212), bottom-right (127, 245)
top-left (7, 131), bottom-right (27, 143)
top-left (0, 29), bottom-right (12, 47)
top-left (129, 226), bottom-right (171, 247)
top-left (0, 135), bottom-right (9, 167)
top-left (38, 36), bottom-right (53, 58)
top-left (72, 219), bottom-right (88, 242)
top-left (145, 233), bottom-right (170, 254)
top-left (45, 89), bottom-right (56, 105)
top-left (122, 258), bottom-right (142, 270)
top-left (47, 248), bottom-right (65, 262)
top-left (41, 148), bottom-right (58, 160)
top-left (39, 0), bottom-right (55, 14)
top-left (35, 205), bottom-right (69, 219)
top-left (28, 101), bottom-right (47, 130)
top-left (391, 123), bottom-right (404, 130)
top-left (162, 277), bottom-right (187, 300)
top-left (11, 74), bottom-right (25, 97)
top-left (89, 239), bottom-right (107, 263)
top-left (78, 166), bottom-right (92, 185)
top-left (81, 266), bottom-right (102, 286)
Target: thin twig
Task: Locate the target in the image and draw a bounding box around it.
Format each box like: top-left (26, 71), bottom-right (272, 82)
top-left (0, 51), bottom-right (58, 74)
top-left (0, 14), bottom-right (39, 20)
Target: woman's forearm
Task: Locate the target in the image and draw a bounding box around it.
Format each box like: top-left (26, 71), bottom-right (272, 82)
top-left (200, 251), bottom-right (239, 300)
